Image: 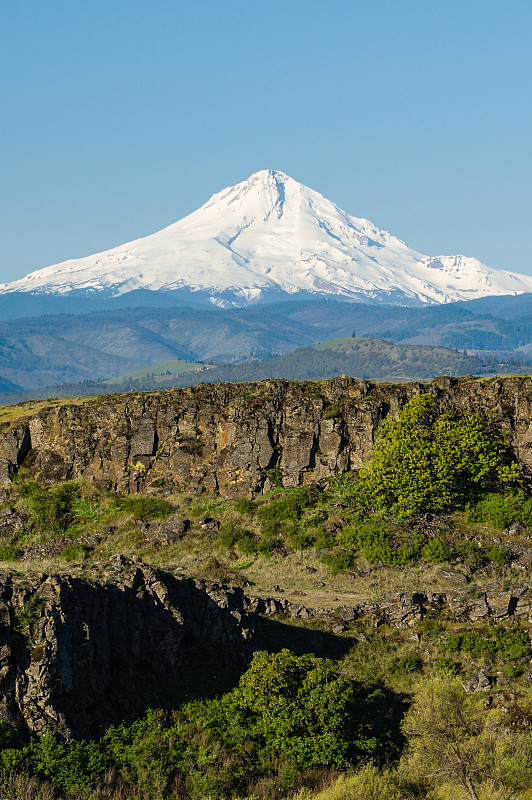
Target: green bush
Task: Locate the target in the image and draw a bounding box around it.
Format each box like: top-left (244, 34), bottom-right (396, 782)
top-left (234, 498), bottom-right (256, 514)
top-left (421, 618), bottom-right (445, 640)
top-left (13, 593), bottom-right (44, 636)
top-left (61, 543), bottom-right (91, 562)
top-left (485, 544), bottom-right (510, 565)
top-left (257, 486), bottom-right (318, 522)
top-left (358, 394), bottom-right (519, 516)
top-left (0, 545), bottom-right (22, 561)
top-left (0, 652), bottom-right (391, 798)
top-left (222, 649), bottom-right (383, 769)
top-left (218, 523), bottom-right (249, 547)
top-left (301, 510), bottom-right (326, 529)
top-left (320, 549), bottom-right (355, 575)
top-left (467, 490), bottom-right (532, 530)
top-left (17, 480), bottom-right (106, 535)
top-left (326, 472), bottom-right (359, 504)
top-left (443, 625), bottom-right (529, 663)
top-left (255, 533), bottom-right (285, 557)
top-left (19, 481), bottom-right (82, 533)
top-left (260, 519), bottom-right (282, 536)
top-left (393, 654), bottom-right (423, 673)
top-left (455, 541), bottom-right (488, 570)
top-left (0, 721), bottom-right (13, 748)
top-left (341, 520), bottom-right (424, 566)
top-left (218, 524), bottom-right (257, 554)
top-left (314, 529), bottom-right (338, 549)
top-left (435, 656), bottom-right (461, 676)
top-left (287, 528), bottom-right (316, 550)
top-left (235, 532), bottom-right (259, 555)
top-left (421, 537), bottom-right (452, 563)
top-left (70, 495), bottom-right (101, 523)
top-left (453, 540), bottom-right (509, 570)
top-left (111, 494), bottom-right (175, 520)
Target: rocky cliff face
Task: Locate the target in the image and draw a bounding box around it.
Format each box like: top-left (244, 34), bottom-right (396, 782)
top-left (2, 377), bottom-right (532, 740)
top-left (0, 376), bottom-right (531, 497)
top-left (0, 561), bottom-right (252, 739)
top-left (2, 559), bottom-right (531, 739)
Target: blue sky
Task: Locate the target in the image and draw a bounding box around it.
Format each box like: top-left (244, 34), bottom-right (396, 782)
top-left (1, 0), bottom-right (531, 281)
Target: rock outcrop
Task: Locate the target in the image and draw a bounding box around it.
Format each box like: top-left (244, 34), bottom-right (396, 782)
top-left (0, 375), bottom-right (531, 498)
top-left (251, 583), bottom-right (532, 631)
top-left (1, 560), bottom-right (531, 739)
top-left (0, 561), bottom-right (252, 739)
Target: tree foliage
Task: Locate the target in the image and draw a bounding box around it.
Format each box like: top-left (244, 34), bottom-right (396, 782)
top-left (358, 394), bottom-right (519, 516)
top-left (223, 649), bottom-right (383, 769)
top-left (401, 675), bottom-right (532, 800)
top-left (0, 650), bottom-right (391, 798)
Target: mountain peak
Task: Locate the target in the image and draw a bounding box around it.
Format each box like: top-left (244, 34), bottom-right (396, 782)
top-left (2, 172), bottom-right (532, 306)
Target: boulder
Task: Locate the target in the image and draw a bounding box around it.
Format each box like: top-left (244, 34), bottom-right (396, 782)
top-left (437, 567), bottom-right (469, 585)
top-left (462, 669), bottom-right (491, 694)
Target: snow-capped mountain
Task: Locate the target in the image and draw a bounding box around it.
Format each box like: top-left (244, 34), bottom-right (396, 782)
top-left (3, 169), bottom-right (532, 306)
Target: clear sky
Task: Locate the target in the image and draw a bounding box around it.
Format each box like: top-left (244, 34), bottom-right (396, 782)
top-left (1, 0), bottom-right (531, 281)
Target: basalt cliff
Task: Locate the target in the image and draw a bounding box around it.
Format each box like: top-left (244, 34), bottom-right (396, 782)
top-left (0, 376), bottom-right (531, 497)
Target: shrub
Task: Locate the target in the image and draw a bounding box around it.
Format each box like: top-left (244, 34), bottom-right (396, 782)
top-left (234, 499), bottom-right (256, 514)
top-left (314, 529), bottom-right (338, 549)
top-left (218, 524), bottom-right (249, 547)
top-left (467, 490), bottom-right (532, 530)
top-left (223, 649), bottom-right (382, 769)
top-left (421, 618), bottom-right (445, 639)
top-left (454, 540), bottom-right (509, 570)
top-left (111, 494), bottom-right (175, 520)
top-left (320, 549), bottom-right (355, 575)
top-left (326, 472), bottom-right (359, 504)
top-left (235, 532), bottom-right (259, 555)
top-left (218, 525), bottom-right (257, 553)
top-left (421, 537), bottom-right (452, 563)
top-left (257, 487), bottom-right (318, 522)
top-left (455, 541), bottom-right (489, 570)
top-left (0, 654), bottom-right (396, 799)
top-left (0, 545), bottom-right (22, 561)
top-left (358, 395), bottom-right (519, 516)
top-left (341, 520), bottom-right (424, 566)
top-left (61, 543), bottom-right (91, 562)
top-left (393, 654), bottom-right (423, 673)
top-left (13, 593), bottom-right (44, 636)
top-left (443, 625), bottom-right (529, 663)
top-left (70, 495), bottom-right (100, 523)
top-left (287, 528), bottom-right (316, 550)
top-left (255, 534), bottom-right (285, 557)
top-left (435, 656), bottom-right (461, 676)
top-left (19, 481), bottom-right (81, 533)
top-left (485, 544), bottom-right (510, 565)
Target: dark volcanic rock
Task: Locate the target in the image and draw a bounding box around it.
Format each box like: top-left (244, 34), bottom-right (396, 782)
top-left (0, 562), bottom-right (252, 739)
top-left (1, 375), bottom-right (532, 498)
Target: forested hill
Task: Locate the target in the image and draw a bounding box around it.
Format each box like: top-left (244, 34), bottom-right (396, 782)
top-left (4, 336), bottom-right (529, 402)
top-left (4, 295), bottom-right (532, 395)
top-left (167, 337), bottom-right (529, 385)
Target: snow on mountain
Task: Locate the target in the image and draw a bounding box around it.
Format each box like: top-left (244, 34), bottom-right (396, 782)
top-left (2, 169), bottom-right (532, 306)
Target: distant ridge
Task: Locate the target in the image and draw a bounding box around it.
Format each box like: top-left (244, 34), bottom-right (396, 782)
top-left (3, 336), bottom-right (529, 404)
top-left (2, 170), bottom-right (532, 307)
